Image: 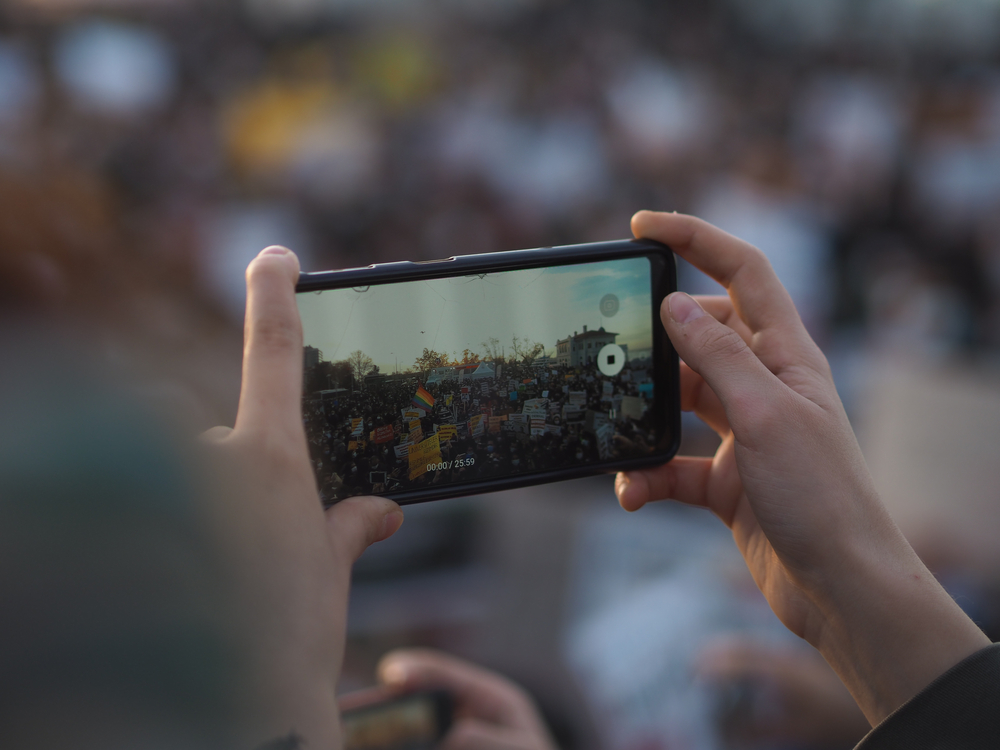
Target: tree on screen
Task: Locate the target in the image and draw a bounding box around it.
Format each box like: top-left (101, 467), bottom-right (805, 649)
top-left (511, 335), bottom-right (546, 364)
top-left (414, 348), bottom-right (451, 374)
top-left (347, 350), bottom-right (375, 384)
top-left (459, 348), bottom-right (481, 364)
top-left (481, 337), bottom-right (503, 363)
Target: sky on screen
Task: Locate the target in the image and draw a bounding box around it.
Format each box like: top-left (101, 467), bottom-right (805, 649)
top-left (298, 257), bottom-right (653, 372)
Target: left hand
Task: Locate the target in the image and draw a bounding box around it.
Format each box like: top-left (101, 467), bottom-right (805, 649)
top-left (203, 246), bottom-right (404, 749)
top-left (378, 649), bottom-right (557, 750)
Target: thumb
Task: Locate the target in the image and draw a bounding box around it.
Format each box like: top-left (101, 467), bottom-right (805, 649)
top-left (325, 496), bottom-right (404, 563)
top-left (662, 292), bottom-right (779, 424)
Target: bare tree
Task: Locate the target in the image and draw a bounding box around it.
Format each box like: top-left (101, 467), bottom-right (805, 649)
top-left (481, 336), bottom-right (503, 363)
top-left (347, 350), bottom-right (375, 386)
top-left (510, 335), bottom-right (546, 364)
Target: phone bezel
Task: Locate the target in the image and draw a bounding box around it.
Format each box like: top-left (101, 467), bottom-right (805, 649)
top-left (296, 238), bottom-right (680, 505)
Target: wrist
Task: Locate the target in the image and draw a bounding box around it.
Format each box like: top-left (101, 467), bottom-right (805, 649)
top-left (240, 657), bottom-right (342, 750)
top-left (804, 517), bottom-right (990, 725)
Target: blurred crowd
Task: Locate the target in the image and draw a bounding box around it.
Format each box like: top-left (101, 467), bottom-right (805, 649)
top-left (6, 0), bottom-right (1000, 357)
top-left (6, 1), bottom-right (1000, 749)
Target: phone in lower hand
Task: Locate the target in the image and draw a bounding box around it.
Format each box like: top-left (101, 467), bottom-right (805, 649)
top-left (297, 239), bottom-right (680, 505)
top-left (339, 689), bottom-right (453, 750)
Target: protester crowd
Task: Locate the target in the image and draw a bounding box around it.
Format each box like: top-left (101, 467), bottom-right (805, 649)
top-left (304, 357), bottom-right (657, 502)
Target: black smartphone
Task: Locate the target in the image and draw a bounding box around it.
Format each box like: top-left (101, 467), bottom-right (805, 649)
top-left (339, 690), bottom-right (453, 750)
top-left (297, 239), bottom-right (680, 505)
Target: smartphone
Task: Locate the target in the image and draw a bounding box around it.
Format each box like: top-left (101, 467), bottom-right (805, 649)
top-left (339, 689), bottom-right (453, 750)
top-left (297, 239), bottom-right (680, 505)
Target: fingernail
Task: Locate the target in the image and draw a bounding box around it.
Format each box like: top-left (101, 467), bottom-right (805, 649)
top-left (378, 510), bottom-right (404, 540)
top-left (380, 660), bottom-right (407, 686)
top-left (259, 245), bottom-right (290, 256)
top-left (615, 472), bottom-right (630, 496)
top-left (668, 292), bottom-right (705, 324)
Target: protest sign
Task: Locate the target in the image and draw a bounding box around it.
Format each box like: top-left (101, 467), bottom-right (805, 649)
top-left (489, 416), bottom-right (503, 433)
top-left (350, 418), bottom-right (364, 436)
top-left (373, 425), bottom-right (395, 444)
top-left (469, 414), bottom-right (486, 437)
top-left (621, 395), bottom-right (646, 421)
top-left (437, 424), bottom-right (458, 441)
top-left (596, 422), bottom-right (615, 460)
top-left (394, 444), bottom-right (410, 458)
top-left (408, 434), bottom-right (442, 480)
top-left (569, 391), bottom-right (587, 407)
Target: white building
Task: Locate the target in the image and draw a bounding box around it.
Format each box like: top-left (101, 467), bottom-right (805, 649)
top-left (555, 326), bottom-right (619, 367)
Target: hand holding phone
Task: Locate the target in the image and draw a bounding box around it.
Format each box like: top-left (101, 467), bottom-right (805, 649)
top-left (374, 650), bottom-right (557, 750)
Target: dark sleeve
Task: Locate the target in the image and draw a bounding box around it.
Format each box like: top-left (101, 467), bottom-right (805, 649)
top-left (855, 643), bottom-right (1000, 750)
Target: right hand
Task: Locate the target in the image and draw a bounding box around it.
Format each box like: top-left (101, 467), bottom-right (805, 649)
top-left (377, 649), bottom-right (557, 750)
top-left (616, 211), bottom-right (989, 725)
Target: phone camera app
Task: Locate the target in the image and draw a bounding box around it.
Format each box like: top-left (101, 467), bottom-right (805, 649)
top-left (600, 294), bottom-right (620, 318)
top-left (598, 344), bottom-right (626, 377)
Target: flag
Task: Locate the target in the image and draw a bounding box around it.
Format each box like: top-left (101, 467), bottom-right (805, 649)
top-left (412, 384), bottom-right (435, 411)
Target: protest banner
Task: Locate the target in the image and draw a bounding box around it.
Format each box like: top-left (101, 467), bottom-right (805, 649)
top-left (621, 395), bottom-right (646, 421)
top-left (408, 434), bottom-right (442, 480)
top-left (489, 416), bottom-right (503, 433)
top-left (394, 444), bottom-right (410, 458)
top-left (437, 424), bottom-right (458, 441)
top-left (402, 409), bottom-right (423, 421)
top-left (595, 422), bottom-right (615, 460)
top-left (373, 425), bottom-right (395, 444)
top-left (530, 417), bottom-right (546, 436)
top-left (469, 414), bottom-right (485, 437)
top-left (350, 418), bottom-right (364, 436)
top-left (408, 419), bottom-right (423, 444)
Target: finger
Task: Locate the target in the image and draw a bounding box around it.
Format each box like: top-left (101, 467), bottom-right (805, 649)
top-left (633, 211), bottom-right (803, 338)
top-left (378, 649), bottom-right (535, 727)
top-left (680, 362), bottom-right (729, 436)
top-left (695, 295), bottom-right (753, 345)
top-left (325, 496), bottom-right (403, 563)
top-left (200, 425), bottom-right (233, 443)
top-left (442, 719), bottom-right (546, 750)
top-left (616, 439), bottom-right (743, 523)
top-left (662, 293), bottom-right (795, 441)
top-left (235, 246), bottom-right (303, 438)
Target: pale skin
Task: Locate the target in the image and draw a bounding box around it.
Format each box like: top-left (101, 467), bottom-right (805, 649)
top-left (615, 210), bottom-right (990, 726)
top-left (202, 246), bottom-right (404, 749)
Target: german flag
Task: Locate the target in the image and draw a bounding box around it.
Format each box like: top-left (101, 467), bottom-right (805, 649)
top-left (412, 384), bottom-right (435, 411)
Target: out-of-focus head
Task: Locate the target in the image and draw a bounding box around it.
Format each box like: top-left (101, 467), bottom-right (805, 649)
top-left (0, 338), bottom-right (243, 749)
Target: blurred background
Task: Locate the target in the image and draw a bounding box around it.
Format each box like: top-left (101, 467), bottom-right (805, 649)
top-left (4, 0), bottom-right (1000, 748)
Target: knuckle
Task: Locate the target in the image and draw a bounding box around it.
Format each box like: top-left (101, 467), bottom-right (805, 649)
top-left (697, 322), bottom-right (748, 362)
top-left (251, 314), bottom-right (301, 352)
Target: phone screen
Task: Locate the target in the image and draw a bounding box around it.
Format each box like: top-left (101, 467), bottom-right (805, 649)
top-left (341, 691), bottom-right (449, 750)
top-left (298, 256), bottom-right (662, 504)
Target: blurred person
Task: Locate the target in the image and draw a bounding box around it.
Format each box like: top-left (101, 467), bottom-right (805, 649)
top-left (0, 168), bottom-right (241, 428)
top-left (0, 247), bottom-right (405, 749)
